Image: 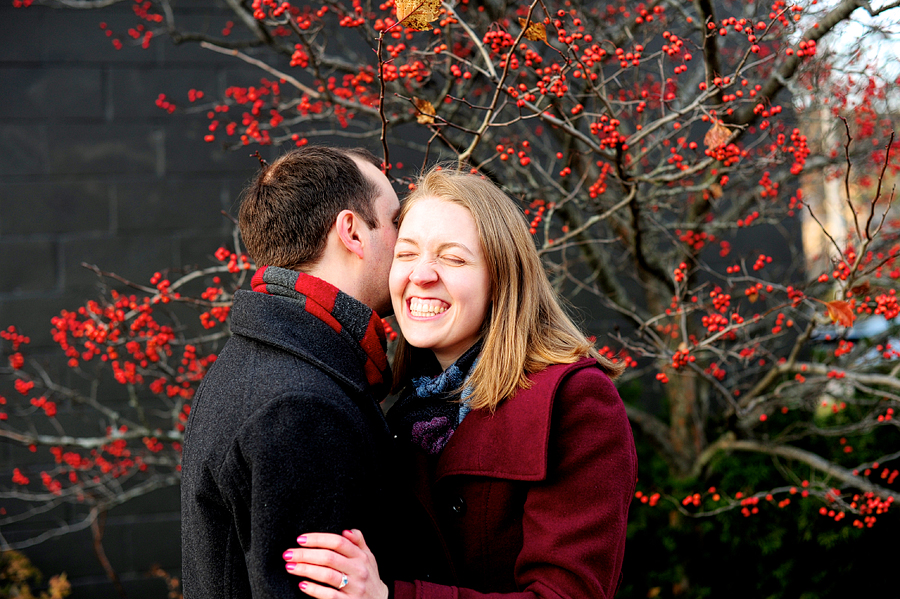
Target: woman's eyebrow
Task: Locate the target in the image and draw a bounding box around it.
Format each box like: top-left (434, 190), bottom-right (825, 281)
top-left (436, 242), bottom-right (475, 255)
top-left (395, 238), bottom-right (475, 255)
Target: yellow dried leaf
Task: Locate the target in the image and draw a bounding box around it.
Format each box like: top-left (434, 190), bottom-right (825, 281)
top-left (825, 300), bottom-right (855, 327)
top-left (414, 97), bottom-right (436, 124)
top-left (704, 121), bottom-right (731, 149)
top-left (518, 18), bottom-right (547, 42)
top-left (396, 0), bottom-right (441, 31)
top-left (707, 183), bottom-right (723, 199)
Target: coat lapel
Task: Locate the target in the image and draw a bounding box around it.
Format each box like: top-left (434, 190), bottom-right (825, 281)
top-left (435, 358), bottom-right (594, 483)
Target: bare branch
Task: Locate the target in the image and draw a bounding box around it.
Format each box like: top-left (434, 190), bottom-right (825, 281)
top-left (199, 41), bottom-right (380, 117)
top-left (725, 439), bottom-right (900, 501)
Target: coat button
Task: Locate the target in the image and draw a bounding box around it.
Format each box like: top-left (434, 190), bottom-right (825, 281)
top-left (450, 495), bottom-right (466, 516)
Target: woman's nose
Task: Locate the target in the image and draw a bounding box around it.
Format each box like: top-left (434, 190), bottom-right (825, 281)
top-left (409, 260), bottom-right (438, 285)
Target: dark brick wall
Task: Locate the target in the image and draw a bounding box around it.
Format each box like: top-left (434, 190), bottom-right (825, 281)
top-left (0, 3), bottom-right (274, 596)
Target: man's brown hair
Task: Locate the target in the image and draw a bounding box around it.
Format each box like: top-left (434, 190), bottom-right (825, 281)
top-left (238, 146), bottom-right (382, 269)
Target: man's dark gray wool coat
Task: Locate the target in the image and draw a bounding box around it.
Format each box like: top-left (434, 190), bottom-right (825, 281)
top-left (181, 290), bottom-right (398, 599)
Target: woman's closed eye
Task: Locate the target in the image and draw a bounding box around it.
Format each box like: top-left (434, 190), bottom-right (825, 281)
top-left (440, 255), bottom-right (466, 266)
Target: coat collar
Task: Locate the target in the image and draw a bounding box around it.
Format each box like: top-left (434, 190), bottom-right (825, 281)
top-left (435, 357), bottom-right (596, 482)
top-left (229, 289), bottom-right (373, 396)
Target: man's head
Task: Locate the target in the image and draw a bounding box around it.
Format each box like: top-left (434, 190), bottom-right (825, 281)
top-left (239, 146), bottom-right (381, 268)
top-left (238, 146), bottom-right (400, 315)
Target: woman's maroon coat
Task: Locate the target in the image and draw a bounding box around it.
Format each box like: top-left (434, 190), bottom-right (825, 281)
top-left (393, 357), bottom-right (637, 599)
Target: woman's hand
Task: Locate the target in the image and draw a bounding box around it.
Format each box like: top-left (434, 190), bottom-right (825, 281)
top-left (283, 529), bottom-right (389, 599)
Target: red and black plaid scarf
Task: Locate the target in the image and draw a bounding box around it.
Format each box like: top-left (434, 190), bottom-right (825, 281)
top-left (251, 265), bottom-right (392, 398)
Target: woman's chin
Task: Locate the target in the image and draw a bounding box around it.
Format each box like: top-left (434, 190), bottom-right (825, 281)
top-left (399, 332), bottom-right (437, 351)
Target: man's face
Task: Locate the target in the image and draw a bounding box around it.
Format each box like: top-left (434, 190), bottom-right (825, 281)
top-left (354, 158), bottom-right (401, 317)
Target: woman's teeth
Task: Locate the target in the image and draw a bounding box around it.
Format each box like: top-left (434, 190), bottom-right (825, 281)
top-left (409, 299), bottom-right (448, 317)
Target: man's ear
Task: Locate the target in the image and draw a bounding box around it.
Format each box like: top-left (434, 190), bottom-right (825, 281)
top-left (335, 209), bottom-right (365, 259)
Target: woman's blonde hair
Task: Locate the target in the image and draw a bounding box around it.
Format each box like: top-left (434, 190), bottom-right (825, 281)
top-left (391, 166), bottom-right (623, 411)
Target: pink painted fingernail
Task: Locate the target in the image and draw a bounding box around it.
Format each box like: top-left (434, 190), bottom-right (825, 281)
top-left (283, 550), bottom-right (293, 560)
top-left (285, 563), bottom-right (295, 572)
top-left (299, 582), bottom-right (307, 590)
top-left (297, 535), bottom-right (307, 544)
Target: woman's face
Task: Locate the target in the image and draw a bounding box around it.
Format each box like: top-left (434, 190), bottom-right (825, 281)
top-left (390, 196), bottom-right (492, 370)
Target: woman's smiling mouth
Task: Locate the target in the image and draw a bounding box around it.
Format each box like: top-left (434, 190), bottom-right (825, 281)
top-left (408, 297), bottom-right (450, 318)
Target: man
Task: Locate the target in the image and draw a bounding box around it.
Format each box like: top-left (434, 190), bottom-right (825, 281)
top-left (181, 146), bottom-right (401, 598)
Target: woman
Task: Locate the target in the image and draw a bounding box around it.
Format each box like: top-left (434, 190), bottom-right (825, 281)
top-left (282, 167), bottom-right (637, 598)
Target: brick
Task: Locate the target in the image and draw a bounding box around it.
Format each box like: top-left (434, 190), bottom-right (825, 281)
top-left (0, 435), bottom-right (59, 471)
top-left (0, 296), bottom-right (73, 347)
top-left (3, 514), bottom-right (180, 597)
top-left (177, 230), bottom-right (237, 269)
top-left (0, 500), bottom-right (75, 545)
top-left (109, 67), bottom-right (220, 120)
top-left (72, 576), bottom-right (175, 599)
top-left (116, 177), bottom-right (227, 232)
top-left (0, 124), bottom-right (48, 176)
top-left (111, 484), bottom-right (181, 518)
top-left (163, 118), bottom-right (257, 174)
top-left (20, 495), bottom-right (181, 573)
top-left (0, 239), bottom-right (57, 294)
top-left (0, 479), bottom-right (179, 555)
top-left (155, 8), bottom-right (261, 66)
top-left (115, 509), bottom-right (182, 569)
top-left (0, 2), bottom-right (238, 66)
top-left (0, 67), bottom-right (104, 120)
top-left (61, 234), bottom-right (175, 292)
top-left (84, 513), bottom-right (133, 573)
top-left (224, 174), bottom-right (254, 204)
top-left (0, 5), bottom-right (164, 66)
top-left (42, 411), bottom-right (108, 442)
top-left (220, 64), bottom-right (286, 91)
top-left (0, 6), bottom-right (50, 62)
top-left (46, 123), bottom-right (159, 176)
top-left (22, 527), bottom-right (113, 578)
top-left (0, 179), bottom-right (111, 236)
top-left (158, 35), bottom-right (257, 66)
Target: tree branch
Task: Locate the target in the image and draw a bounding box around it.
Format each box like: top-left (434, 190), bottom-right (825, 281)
top-left (725, 438), bottom-right (900, 501)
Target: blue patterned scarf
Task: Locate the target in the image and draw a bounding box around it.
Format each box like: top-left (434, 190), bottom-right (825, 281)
top-left (388, 341), bottom-right (482, 455)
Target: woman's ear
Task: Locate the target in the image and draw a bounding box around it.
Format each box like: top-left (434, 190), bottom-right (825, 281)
top-left (334, 209), bottom-right (365, 259)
